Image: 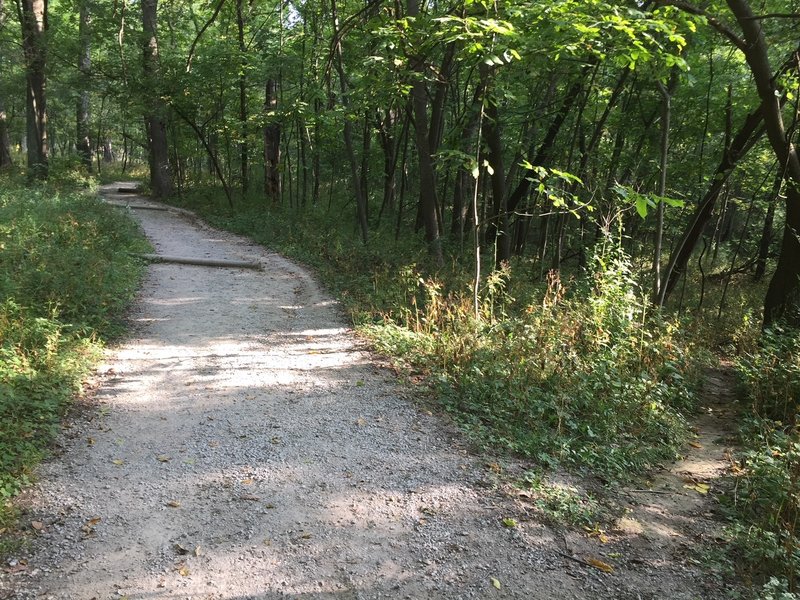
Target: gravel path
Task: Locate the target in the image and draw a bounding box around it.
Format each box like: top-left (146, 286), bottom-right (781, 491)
top-left (1, 184), bottom-right (734, 599)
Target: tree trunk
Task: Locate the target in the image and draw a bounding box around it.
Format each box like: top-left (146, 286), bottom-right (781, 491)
top-left (19, 0), bottom-right (48, 179)
top-left (331, 0), bottom-right (368, 243)
top-left (236, 0), bottom-right (248, 193)
top-left (480, 65), bottom-right (510, 267)
top-left (407, 0), bottom-right (442, 265)
top-left (0, 0), bottom-right (12, 170)
top-left (507, 78), bottom-right (584, 215)
top-left (659, 104), bottom-right (767, 303)
top-left (0, 98), bottom-right (11, 169)
top-left (726, 0), bottom-right (800, 327)
top-left (141, 0), bottom-right (172, 198)
top-left (76, 0), bottom-right (92, 171)
top-left (754, 173), bottom-right (780, 281)
top-left (263, 78), bottom-right (281, 202)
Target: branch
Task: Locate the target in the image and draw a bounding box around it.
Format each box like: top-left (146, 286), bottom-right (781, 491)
top-left (656, 0), bottom-right (747, 52)
top-left (744, 13), bottom-right (800, 20)
top-left (185, 0), bottom-right (226, 73)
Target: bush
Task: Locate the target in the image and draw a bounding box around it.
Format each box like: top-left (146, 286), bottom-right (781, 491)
top-left (730, 328), bottom-right (800, 592)
top-left (0, 182), bottom-right (148, 505)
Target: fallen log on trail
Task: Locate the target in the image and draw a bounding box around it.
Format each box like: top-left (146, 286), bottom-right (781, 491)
top-left (133, 253), bottom-right (262, 270)
top-left (124, 204), bottom-right (170, 211)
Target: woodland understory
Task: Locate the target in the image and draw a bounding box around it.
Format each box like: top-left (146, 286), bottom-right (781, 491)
top-left (1, 0), bottom-right (800, 597)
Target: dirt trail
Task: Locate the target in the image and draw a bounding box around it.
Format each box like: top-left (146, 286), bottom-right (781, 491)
top-left (1, 184), bottom-right (737, 599)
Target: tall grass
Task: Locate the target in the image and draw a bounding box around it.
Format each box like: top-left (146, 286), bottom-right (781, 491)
top-left (0, 180), bottom-right (149, 517)
top-left (731, 326), bottom-right (800, 597)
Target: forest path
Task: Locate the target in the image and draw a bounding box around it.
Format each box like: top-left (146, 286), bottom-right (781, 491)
top-left (2, 183), bottom-right (733, 599)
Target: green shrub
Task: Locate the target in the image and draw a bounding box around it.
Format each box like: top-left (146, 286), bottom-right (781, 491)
top-left (0, 182), bottom-right (148, 507)
top-left (730, 329), bottom-right (800, 592)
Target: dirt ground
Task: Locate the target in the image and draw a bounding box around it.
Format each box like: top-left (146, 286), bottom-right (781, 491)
top-left (0, 183), bottom-right (740, 599)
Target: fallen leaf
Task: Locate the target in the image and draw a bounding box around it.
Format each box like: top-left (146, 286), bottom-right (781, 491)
top-left (586, 557), bottom-right (614, 573)
top-left (86, 437), bottom-right (95, 446)
top-left (241, 478), bottom-right (253, 485)
top-left (166, 500), bottom-right (181, 508)
top-left (683, 483), bottom-right (710, 495)
top-left (490, 577), bottom-right (501, 589)
top-left (355, 417), bottom-right (367, 426)
top-left (177, 564), bottom-right (189, 577)
top-left (355, 380), bottom-right (365, 387)
top-left (194, 546), bottom-right (202, 557)
top-left (501, 518), bottom-right (518, 528)
top-left (688, 441), bottom-right (703, 449)
top-left (30, 521), bottom-right (44, 531)
top-left (111, 459), bottom-right (124, 466)
top-left (86, 517), bottom-right (102, 526)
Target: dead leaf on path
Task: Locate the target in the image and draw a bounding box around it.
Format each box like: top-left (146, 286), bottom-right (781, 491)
top-left (86, 437), bottom-right (95, 446)
top-left (490, 577), bottom-right (501, 589)
top-left (176, 564), bottom-right (190, 577)
top-left (683, 483), bottom-right (710, 495)
top-left (194, 546), bottom-right (202, 557)
top-left (156, 455), bottom-right (171, 463)
top-left (111, 459), bottom-right (124, 466)
top-left (241, 478), bottom-right (253, 485)
top-left (688, 441), bottom-right (703, 449)
top-left (355, 417), bottom-right (367, 426)
top-left (166, 500), bottom-right (181, 508)
top-left (30, 521), bottom-right (44, 531)
top-left (486, 462), bottom-right (502, 474)
top-left (586, 557), bottom-right (614, 573)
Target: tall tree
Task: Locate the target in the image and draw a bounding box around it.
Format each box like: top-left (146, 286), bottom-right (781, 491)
top-left (141, 0), bottom-right (172, 198)
top-left (76, 0), bottom-right (92, 171)
top-left (0, 0), bottom-right (13, 170)
top-left (18, 0), bottom-right (48, 179)
top-left (725, 0), bottom-right (800, 327)
top-left (406, 0), bottom-right (443, 265)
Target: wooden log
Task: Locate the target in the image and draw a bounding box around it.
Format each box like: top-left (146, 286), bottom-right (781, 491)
top-left (133, 253), bottom-right (262, 270)
top-left (117, 187), bottom-right (141, 194)
top-left (124, 204), bottom-right (170, 211)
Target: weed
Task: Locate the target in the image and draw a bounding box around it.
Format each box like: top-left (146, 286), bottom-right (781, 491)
top-left (0, 180), bottom-right (148, 523)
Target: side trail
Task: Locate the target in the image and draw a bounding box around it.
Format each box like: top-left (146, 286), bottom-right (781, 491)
top-left (1, 183), bottom-right (734, 599)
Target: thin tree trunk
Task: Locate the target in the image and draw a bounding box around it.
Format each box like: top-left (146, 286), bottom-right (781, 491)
top-left (659, 103), bottom-right (768, 303)
top-left (653, 78), bottom-right (673, 303)
top-left (76, 0), bottom-right (92, 171)
top-left (236, 0), bottom-right (248, 194)
top-left (19, 0), bottom-right (48, 179)
top-left (754, 172), bottom-right (781, 281)
top-left (0, 0), bottom-right (13, 170)
top-left (480, 64), bottom-right (510, 267)
top-left (264, 78), bottom-right (281, 202)
top-left (331, 0), bottom-right (368, 243)
top-left (141, 0), bottom-right (172, 197)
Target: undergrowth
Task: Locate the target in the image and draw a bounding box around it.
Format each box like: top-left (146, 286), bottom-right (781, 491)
top-left (180, 187), bottom-right (707, 482)
top-left (0, 179), bottom-right (149, 521)
top-left (730, 325), bottom-right (800, 597)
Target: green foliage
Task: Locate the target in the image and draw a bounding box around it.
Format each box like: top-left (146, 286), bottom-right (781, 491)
top-left (518, 471), bottom-right (601, 526)
top-left (728, 329), bottom-right (800, 592)
top-left (0, 181), bottom-right (148, 511)
top-left (436, 240), bottom-right (700, 479)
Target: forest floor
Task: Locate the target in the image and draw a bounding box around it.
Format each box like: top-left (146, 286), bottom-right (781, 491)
top-left (0, 183), bottom-right (741, 600)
